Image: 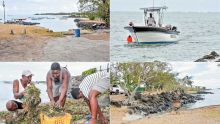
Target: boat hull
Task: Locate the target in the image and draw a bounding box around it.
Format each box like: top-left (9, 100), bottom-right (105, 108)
top-left (125, 26), bottom-right (180, 44)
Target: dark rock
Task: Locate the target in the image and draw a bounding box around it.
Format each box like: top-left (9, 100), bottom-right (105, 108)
top-left (110, 100), bottom-right (123, 107)
top-left (134, 92), bottom-right (142, 100)
top-left (215, 59), bottom-right (220, 62)
top-left (210, 51), bottom-right (219, 57)
top-left (195, 51), bottom-right (219, 62)
top-left (76, 21), bottom-right (107, 30)
top-left (196, 91), bottom-right (214, 94)
top-left (121, 90), bottom-right (203, 116)
top-left (202, 55), bottom-right (215, 60)
top-left (195, 58), bottom-right (207, 62)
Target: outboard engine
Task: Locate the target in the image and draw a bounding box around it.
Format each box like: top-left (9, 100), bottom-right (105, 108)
top-left (172, 26), bottom-right (177, 31)
top-left (165, 24), bottom-right (172, 30)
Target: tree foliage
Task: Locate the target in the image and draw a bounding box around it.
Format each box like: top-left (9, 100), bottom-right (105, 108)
top-left (82, 68), bottom-right (97, 76)
top-left (78, 0), bottom-right (110, 26)
top-left (110, 62), bottom-right (180, 97)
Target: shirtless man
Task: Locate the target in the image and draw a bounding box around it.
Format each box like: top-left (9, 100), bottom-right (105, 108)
top-left (6, 70), bottom-right (33, 111)
top-left (46, 62), bottom-right (71, 107)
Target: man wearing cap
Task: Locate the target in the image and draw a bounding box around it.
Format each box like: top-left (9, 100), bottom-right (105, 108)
top-left (71, 71), bottom-right (110, 124)
top-left (46, 62), bottom-right (71, 107)
top-left (6, 70), bottom-right (34, 111)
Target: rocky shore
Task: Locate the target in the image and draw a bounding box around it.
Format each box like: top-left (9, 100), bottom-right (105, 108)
top-left (74, 18), bottom-right (108, 30)
top-left (195, 51), bottom-right (220, 62)
top-left (111, 90), bottom-right (203, 116)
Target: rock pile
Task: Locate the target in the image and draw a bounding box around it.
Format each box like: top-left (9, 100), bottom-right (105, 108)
top-left (195, 51), bottom-right (220, 62)
top-left (111, 90), bottom-right (203, 116)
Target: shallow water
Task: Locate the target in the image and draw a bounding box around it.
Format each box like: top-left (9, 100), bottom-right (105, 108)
top-left (186, 89), bottom-right (220, 109)
top-left (111, 12), bottom-right (220, 61)
top-left (0, 82), bottom-right (48, 111)
top-left (0, 14), bottom-right (77, 32)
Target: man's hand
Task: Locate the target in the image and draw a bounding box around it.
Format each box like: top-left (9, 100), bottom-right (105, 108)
top-left (55, 100), bottom-right (62, 107)
top-left (50, 100), bottom-right (55, 106)
top-left (89, 118), bottom-right (96, 124)
top-left (22, 91), bottom-right (27, 96)
top-left (18, 91), bottom-right (27, 99)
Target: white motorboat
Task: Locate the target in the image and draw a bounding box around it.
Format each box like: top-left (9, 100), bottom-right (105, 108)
top-left (125, 6), bottom-right (180, 44)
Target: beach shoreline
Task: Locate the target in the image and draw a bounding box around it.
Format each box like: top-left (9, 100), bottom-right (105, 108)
top-left (0, 24), bottom-right (109, 61)
top-left (111, 104), bottom-right (220, 124)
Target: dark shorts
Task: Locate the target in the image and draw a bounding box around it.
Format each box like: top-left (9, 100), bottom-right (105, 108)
top-left (12, 100), bottom-right (23, 109)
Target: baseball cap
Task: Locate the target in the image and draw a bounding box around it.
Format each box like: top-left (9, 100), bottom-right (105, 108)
top-left (22, 70), bottom-right (34, 77)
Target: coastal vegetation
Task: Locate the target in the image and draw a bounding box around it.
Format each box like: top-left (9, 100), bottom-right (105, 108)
top-left (78, 0), bottom-right (110, 27)
top-left (110, 62), bottom-right (200, 99)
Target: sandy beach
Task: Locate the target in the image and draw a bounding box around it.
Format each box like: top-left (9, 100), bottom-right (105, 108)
top-left (0, 24), bottom-right (109, 61)
top-left (110, 93), bottom-right (220, 124)
top-left (110, 94), bottom-right (220, 124)
top-left (111, 105), bottom-right (220, 124)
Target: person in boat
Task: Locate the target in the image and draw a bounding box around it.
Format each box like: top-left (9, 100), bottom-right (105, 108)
top-left (46, 62), bottom-right (71, 107)
top-left (129, 22), bottom-right (134, 26)
top-left (71, 71), bottom-right (110, 124)
top-left (147, 13), bottom-right (156, 27)
top-left (6, 70), bottom-right (34, 111)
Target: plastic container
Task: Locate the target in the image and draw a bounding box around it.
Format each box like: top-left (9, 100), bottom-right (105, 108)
top-left (40, 113), bottom-right (72, 124)
top-left (74, 29), bottom-right (80, 37)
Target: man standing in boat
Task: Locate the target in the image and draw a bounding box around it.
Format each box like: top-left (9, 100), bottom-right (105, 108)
top-left (147, 13), bottom-right (156, 27)
top-left (46, 62), bottom-right (71, 107)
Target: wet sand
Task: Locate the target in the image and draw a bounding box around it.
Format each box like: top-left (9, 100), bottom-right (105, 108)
top-left (111, 103), bottom-right (220, 124)
top-left (0, 24), bottom-right (109, 61)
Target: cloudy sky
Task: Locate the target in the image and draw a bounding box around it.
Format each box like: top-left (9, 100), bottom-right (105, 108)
top-left (0, 0), bottom-right (79, 15)
top-left (111, 0), bottom-right (220, 12)
top-left (0, 62), bottom-right (109, 81)
top-left (171, 62), bottom-right (220, 89)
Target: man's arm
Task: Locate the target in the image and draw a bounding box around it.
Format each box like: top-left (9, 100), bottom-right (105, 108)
top-left (46, 72), bottom-right (54, 103)
top-left (13, 80), bottom-right (23, 99)
top-left (84, 98), bottom-right (91, 112)
top-left (58, 71), bottom-right (69, 102)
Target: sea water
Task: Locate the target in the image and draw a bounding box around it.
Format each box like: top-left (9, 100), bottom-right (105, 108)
top-left (0, 14), bottom-right (77, 32)
top-left (0, 82), bottom-right (48, 111)
top-left (111, 12), bottom-right (220, 61)
top-left (186, 89), bottom-right (220, 109)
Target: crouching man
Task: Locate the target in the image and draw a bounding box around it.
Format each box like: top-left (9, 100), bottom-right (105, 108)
top-left (71, 71), bottom-right (110, 124)
top-left (46, 62), bottom-right (71, 107)
top-left (6, 70), bottom-right (34, 111)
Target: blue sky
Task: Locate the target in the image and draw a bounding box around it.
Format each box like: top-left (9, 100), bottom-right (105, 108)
top-left (0, 0), bottom-right (78, 15)
top-left (171, 62), bottom-right (220, 89)
top-left (0, 62), bottom-right (109, 81)
top-left (111, 0), bottom-right (220, 12)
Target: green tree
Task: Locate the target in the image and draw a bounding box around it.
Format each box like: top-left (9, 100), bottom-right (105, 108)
top-left (82, 68), bottom-right (97, 76)
top-left (110, 62), bottom-right (176, 101)
top-left (78, 0), bottom-right (110, 26)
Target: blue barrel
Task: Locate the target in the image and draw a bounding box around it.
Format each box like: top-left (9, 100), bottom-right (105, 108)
top-left (74, 29), bottom-right (80, 37)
